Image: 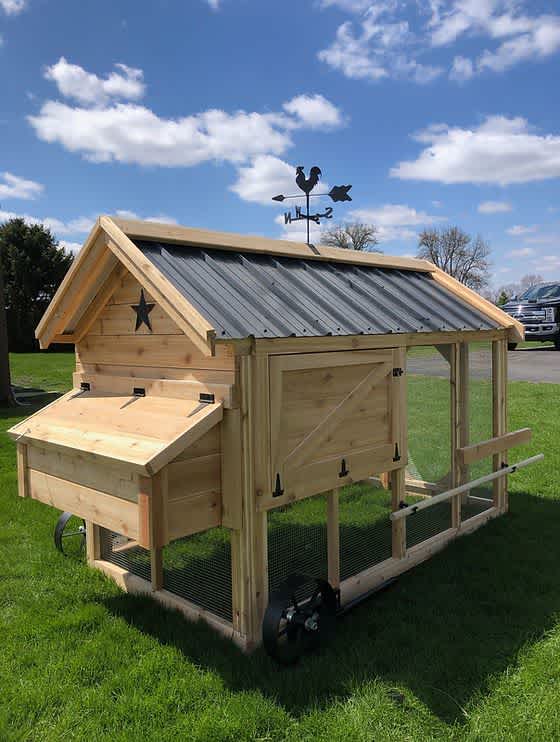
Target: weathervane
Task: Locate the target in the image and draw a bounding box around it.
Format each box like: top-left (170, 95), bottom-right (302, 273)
top-left (272, 166), bottom-right (352, 246)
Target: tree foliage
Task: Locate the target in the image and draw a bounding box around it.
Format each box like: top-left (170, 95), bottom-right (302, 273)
top-left (495, 273), bottom-right (545, 303)
top-left (321, 222), bottom-right (381, 252)
top-left (0, 264), bottom-right (15, 405)
top-left (0, 218), bottom-right (73, 352)
top-left (417, 226), bottom-right (491, 290)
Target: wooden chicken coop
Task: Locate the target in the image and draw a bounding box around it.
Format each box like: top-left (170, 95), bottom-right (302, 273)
top-left (9, 216), bottom-right (542, 661)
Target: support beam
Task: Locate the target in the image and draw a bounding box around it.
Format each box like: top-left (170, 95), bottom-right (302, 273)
top-left (493, 339), bottom-right (508, 512)
top-left (85, 521), bottom-right (101, 564)
top-left (391, 467), bottom-right (406, 558)
top-left (16, 443), bottom-right (29, 498)
top-left (327, 489), bottom-right (340, 589)
top-left (139, 470), bottom-right (168, 591)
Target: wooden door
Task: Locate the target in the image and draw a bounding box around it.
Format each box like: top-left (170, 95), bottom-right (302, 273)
top-left (267, 348), bottom-right (406, 507)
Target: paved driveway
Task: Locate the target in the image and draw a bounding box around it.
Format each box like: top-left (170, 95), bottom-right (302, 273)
top-left (408, 346), bottom-right (560, 384)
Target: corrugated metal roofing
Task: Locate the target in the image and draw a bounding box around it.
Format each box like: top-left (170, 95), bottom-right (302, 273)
top-left (135, 240), bottom-right (499, 340)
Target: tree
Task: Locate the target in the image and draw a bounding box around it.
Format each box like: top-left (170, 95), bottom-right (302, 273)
top-left (322, 222), bottom-right (381, 252)
top-left (0, 218), bottom-right (73, 352)
top-left (417, 226), bottom-right (491, 290)
top-left (497, 290), bottom-right (510, 306)
top-left (0, 264), bottom-right (15, 405)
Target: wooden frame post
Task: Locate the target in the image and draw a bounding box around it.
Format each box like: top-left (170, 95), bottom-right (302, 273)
top-left (327, 489), bottom-right (340, 589)
top-left (85, 521), bottom-right (101, 565)
top-left (450, 342), bottom-right (469, 527)
top-left (139, 470), bottom-right (168, 591)
top-left (16, 443), bottom-right (29, 498)
top-left (391, 467), bottom-right (406, 558)
top-left (492, 338), bottom-right (508, 512)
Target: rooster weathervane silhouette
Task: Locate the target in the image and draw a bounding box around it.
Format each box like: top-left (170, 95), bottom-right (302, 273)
top-left (272, 166), bottom-right (352, 246)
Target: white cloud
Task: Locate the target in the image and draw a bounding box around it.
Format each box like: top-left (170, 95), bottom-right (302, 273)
top-left (506, 224), bottom-right (537, 236)
top-left (319, 0), bottom-right (372, 11)
top-left (59, 240), bottom-right (82, 254)
top-left (0, 0), bottom-right (27, 15)
top-left (391, 115), bottom-right (560, 185)
top-left (231, 156), bottom-right (297, 205)
top-left (449, 55), bottom-right (474, 81)
top-left (536, 254), bottom-right (560, 271)
top-left (478, 200), bottom-right (511, 214)
top-left (30, 61), bottom-right (344, 168)
top-left (283, 94), bottom-right (344, 129)
top-left (44, 57), bottom-right (145, 106)
top-left (508, 247), bottom-right (536, 258)
top-left (348, 203), bottom-right (445, 241)
top-left (525, 234), bottom-right (560, 245)
top-left (318, 6), bottom-right (443, 84)
top-left (317, 2), bottom-right (560, 83)
top-left (206, 0), bottom-right (220, 8)
top-left (0, 172), bottom-right (43, 200)
top-left (0, 208), bottom-right (95, 236)
top-left (114, 209), bottom-right (178, 224)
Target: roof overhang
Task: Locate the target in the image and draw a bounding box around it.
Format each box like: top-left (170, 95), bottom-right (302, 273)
top-left (35, 216), bottom-right (525, 348)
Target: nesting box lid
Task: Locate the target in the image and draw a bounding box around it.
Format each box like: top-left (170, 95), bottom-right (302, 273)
top-left (8, 389), bottom-right (223, 476)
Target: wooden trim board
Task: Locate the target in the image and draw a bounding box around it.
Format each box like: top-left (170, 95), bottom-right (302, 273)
top-left (458, 428), bottom-right (532, 467)
top-left (111, 216), bottom-right (434, 272)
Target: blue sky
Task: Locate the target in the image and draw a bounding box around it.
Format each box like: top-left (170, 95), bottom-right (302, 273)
top-left (1, 0), bottom-right (559, 290)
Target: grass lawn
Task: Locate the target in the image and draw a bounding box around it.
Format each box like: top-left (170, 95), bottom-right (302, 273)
top-left (1, 352), bottom-right (560, 740)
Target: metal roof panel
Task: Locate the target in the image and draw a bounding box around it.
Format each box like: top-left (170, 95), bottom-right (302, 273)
top-left (135, 240), bottom-right (499, 339)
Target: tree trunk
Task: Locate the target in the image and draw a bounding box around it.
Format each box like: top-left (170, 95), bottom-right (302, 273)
top-left (0, 266), bottom-right (15, 406)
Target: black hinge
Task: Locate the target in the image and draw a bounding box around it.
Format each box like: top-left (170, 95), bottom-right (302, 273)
top-left (199, 392), bottom-right (215, 404)
top-left (133, 387), bottom-right (146, 397)
top-left (273, 473), bottom-right (284, 498)
top-left (338, 458), bottom-right (349, 477)
top-left (80, 382), bottom-right (90, 392)
top-left (393, 443), bottom-right (401, 462)
top-left (392, 367), bottom-right (404, 377)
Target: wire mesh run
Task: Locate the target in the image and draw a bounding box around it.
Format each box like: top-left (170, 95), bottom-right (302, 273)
top-left (339, 482), bottom-right (392, 581)
top-left (162, 528), bottom-right (232, 622)
top-left (406, 501), bottom-right (452, 549)
top-left (268, 495), bottom-right (328, 602)
top-left (99, 529), bottom-right (151, 582)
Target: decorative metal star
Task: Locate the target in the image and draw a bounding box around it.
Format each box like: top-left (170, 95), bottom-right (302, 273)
top-left (131, 289), bottom-right (155, 332)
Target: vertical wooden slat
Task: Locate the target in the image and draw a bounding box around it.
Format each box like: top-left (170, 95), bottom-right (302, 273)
top-left (450, 342), bottom-right (469, 528)
top-left (139, 470), bottom-right (167, 591)
top-left (16, 443), bottom-right (29, 498)
top-left (492, 338), bottom-right (508, 512)
top-left (391, 467), bottom-right (406, 558)
top-left (85, 521), bottom-right (101, 564)
top-left (221, 409), bottom-right (243, 529)
top-left (327, 488), bottom-right (340, 588)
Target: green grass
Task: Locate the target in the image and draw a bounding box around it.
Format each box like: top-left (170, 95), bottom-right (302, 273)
top-left (9, 351), bottom-right (75, 393)
top-left (1, 355), bottom-right (560, 740)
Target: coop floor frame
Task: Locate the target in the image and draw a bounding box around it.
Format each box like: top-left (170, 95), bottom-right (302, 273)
top-left (79, 332), bottom-right (533, 652)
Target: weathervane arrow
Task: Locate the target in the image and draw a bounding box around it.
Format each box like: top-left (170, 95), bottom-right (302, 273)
top-left (272, 166), bottom-right (353, 245)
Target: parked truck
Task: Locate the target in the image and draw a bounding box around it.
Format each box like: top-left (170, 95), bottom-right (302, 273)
top-left (503, 281), bottom-right (560, 350)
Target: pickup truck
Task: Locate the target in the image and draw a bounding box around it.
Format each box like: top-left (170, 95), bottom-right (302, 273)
top-left (503, 281), bottom-right (560, 350)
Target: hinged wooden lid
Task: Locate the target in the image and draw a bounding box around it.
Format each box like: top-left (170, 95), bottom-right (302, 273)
top-left (8, 389), bottom-right (223, 476)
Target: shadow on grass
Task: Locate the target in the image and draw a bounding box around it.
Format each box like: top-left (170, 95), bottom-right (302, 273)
top-left (103, 490), bottom-right (560, 724)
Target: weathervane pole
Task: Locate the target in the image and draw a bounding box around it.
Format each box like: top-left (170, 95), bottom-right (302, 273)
top-left (272, 166), bottom-right (353, 248)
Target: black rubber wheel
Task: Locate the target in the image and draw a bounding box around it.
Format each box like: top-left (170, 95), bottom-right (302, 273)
top-left (554, 336), bottom-right (560, 351)
top-left (262, 575), bottom-right (338, 665)
top-left (508, 342), bottom-right (518, 351)
top-left (54, 512), bottom-right (86, 556)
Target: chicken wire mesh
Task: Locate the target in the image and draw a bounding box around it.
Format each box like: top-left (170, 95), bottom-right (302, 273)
top-left (339, 481), bottom-right (392, 581)
top-left (267, 495), bottom-right (328, 603)
top-left (406, 500), bottom-right (453, 549)
top-left (99, 527), bottom-right (233, 622)
top-left (462, 341), bottom-right (495, 522)
top-left (99, 528), bottom-right (151, 582)
top-left (406, 345), bottom-right (451, 485)
top-left (162, 528), bottom-right (232, 622)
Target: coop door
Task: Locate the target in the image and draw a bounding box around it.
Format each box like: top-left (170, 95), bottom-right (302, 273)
top-left (269, 349), bottom-right (406, 504)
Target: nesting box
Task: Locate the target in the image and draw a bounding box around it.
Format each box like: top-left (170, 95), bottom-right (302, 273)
top-left (9, 216), bottom-right (537, 654)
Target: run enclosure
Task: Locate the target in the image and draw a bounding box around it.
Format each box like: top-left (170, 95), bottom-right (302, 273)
top-left (8, 217), bottom-right (536, 652)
